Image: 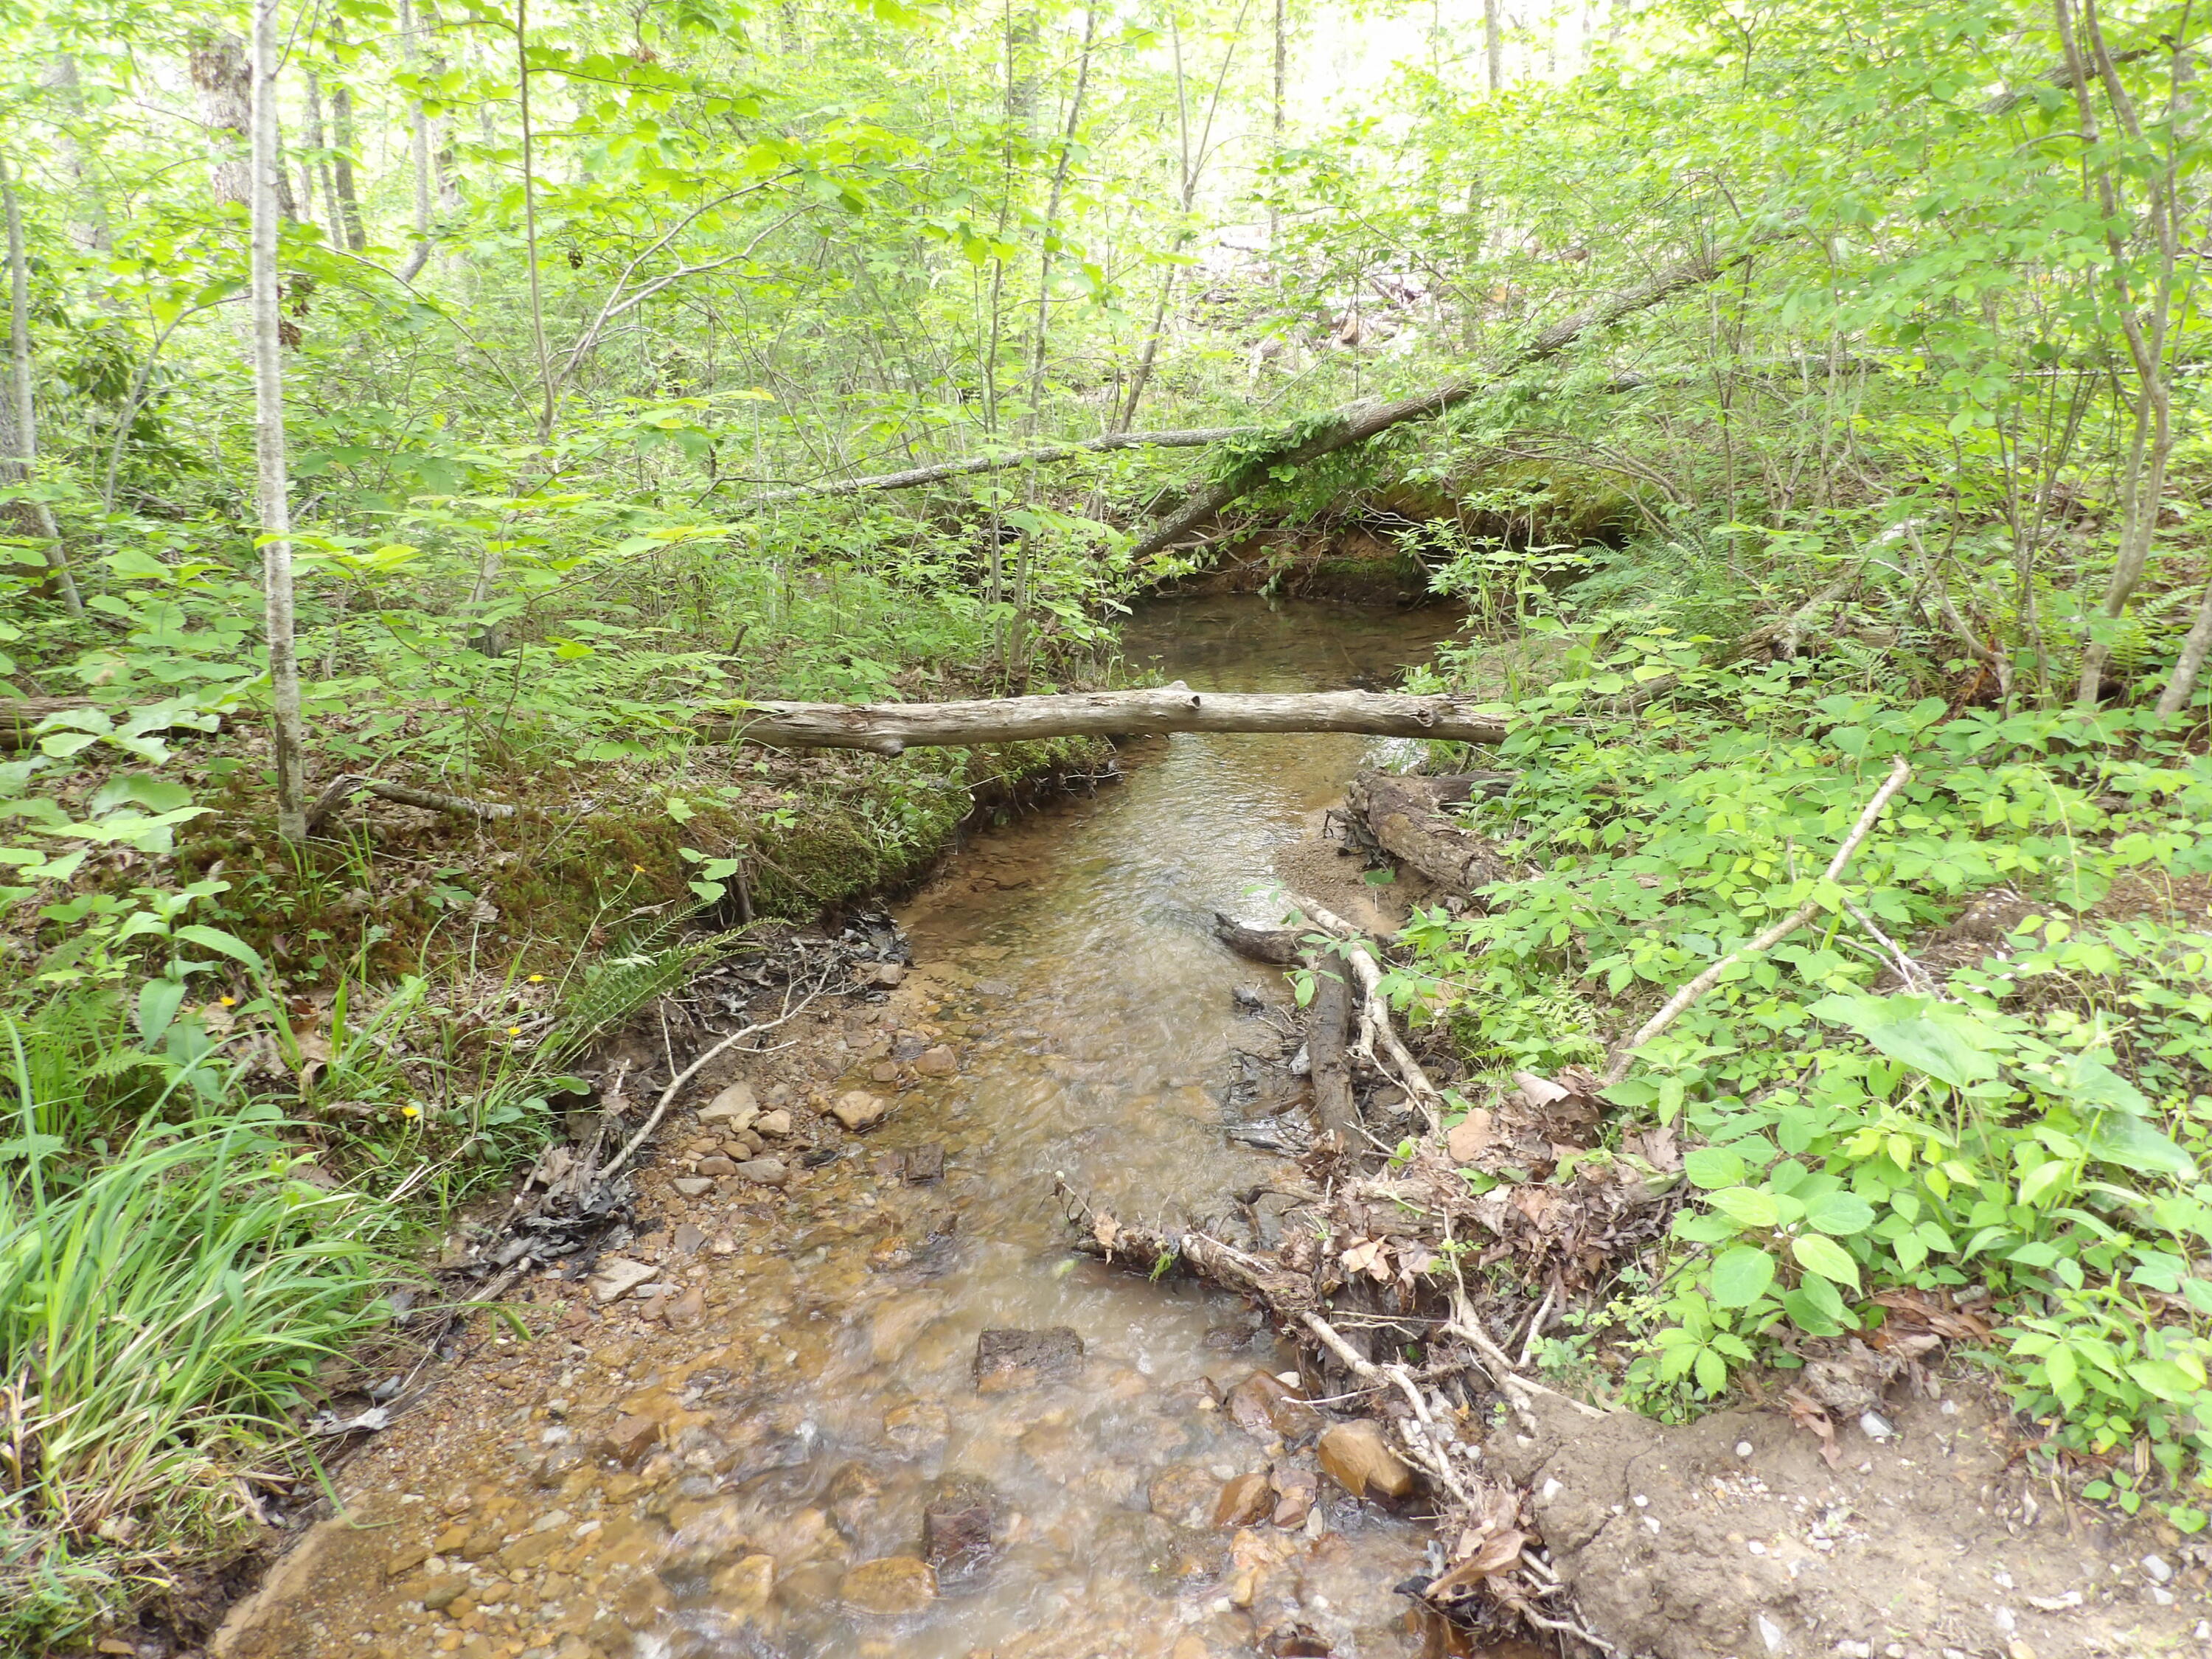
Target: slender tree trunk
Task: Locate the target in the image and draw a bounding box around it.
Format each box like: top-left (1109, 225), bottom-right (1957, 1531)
top-left (518, 0), bottom-right (552, 437)
top-left (330, 81), bottom-right (366, 251)
top-left (400, 0), bottom-right (436, 280)
top-left (41, 56), bottom-right (111, 254)
top-left (1, 150), bottom-right (83, 616)
top-left (2056, 0), bottom-right (2180, 705)
top-left (1025, 6), bottom-right (1097, 438)
top-left (190, 31), bottom-right (254, 210)
top-left (1271, 0), bottom-right (1287, 246)
top-left (1485, 0), bottom-right (1503, 89)
top-left (1117, 1), bottom-right (1251, 433)
top-left (306, 69), bottom-right (341, 248)
top-left (251, 0), bottom-right (308, 841)
top-left (2157, 582), bottom-right (2212, 716)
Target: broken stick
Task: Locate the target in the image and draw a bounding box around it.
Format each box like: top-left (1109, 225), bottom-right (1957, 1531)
top-left (1600, 757), bottom-right (1913, 1085)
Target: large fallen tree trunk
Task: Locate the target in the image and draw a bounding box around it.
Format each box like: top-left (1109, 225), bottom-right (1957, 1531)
top-left (717, 427), bottom-right (1260, 511)
top-left (1348, 770), bottom-right (1517, 900)
top-left (1126, 234), bottom-right (1787, 562)
top-left (701, 686), bottom-right (1508, 754)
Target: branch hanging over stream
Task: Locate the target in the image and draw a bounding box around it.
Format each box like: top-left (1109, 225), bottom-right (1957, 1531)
top-left (1124, 233), bottom-right (1789, 560)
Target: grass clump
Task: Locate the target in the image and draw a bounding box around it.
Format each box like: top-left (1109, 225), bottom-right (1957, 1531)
top-left (0, 1017), bottom-right (400, 1650)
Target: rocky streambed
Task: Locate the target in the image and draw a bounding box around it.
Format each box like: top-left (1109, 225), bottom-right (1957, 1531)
top-left (212, 597), bottom-right (1465, 1659)
top-left (209, 596), bottom-right (2211, 1659)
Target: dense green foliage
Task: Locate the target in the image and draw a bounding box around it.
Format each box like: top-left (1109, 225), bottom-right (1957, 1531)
top-left (0, 0), bottom-right (2205, 1638)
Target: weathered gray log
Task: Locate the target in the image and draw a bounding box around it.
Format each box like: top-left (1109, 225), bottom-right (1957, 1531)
top-left (701, 686), bottom-right (1508, 754)
top-left (720, 427), bottom-right (1260, 511)
top-left (1349, 771), bottom-right (1515, 900)
top-left (1308, 960), bottom-right (1359, 1152)
top-left (1213, 911), bottom-right (1304, 964)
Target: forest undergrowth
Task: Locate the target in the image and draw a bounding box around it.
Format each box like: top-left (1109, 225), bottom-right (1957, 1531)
top-left (3, 0), bottom-right (2210, 1642)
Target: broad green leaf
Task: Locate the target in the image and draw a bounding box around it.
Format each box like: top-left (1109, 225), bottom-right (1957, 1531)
top-left (1804, 1192), bottom-right (1876, 1235)
top-left (1710, 1187), bottom-right (1781, 1229)
top-left (1792, 1232), bottom-right (1862, 1289)
top-left (1710, 1245), bottom-right (1777, 1308)
top-left (1806, 992), bottom-right (2005, 1087)
top-left (1683, 1146), bottom-right (1746, 1189)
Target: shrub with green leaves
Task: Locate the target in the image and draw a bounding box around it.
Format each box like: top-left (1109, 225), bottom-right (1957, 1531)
top-left (1403, 625), bottom-right (2212, 1530)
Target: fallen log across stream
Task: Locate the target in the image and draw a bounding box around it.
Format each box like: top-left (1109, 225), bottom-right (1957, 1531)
top-left (700, 686), bottom-right (1509, 754)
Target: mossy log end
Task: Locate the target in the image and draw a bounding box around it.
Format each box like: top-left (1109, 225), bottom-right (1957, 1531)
top-left (699, 687), bottom-right (1509, 755)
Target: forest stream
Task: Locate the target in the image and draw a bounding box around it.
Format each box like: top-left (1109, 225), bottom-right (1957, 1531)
top-left (218, 595), bottom-right (1473, 1659)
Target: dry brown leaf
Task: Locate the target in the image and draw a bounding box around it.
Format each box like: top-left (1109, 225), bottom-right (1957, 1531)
top-left (1783, 1386), bottom-right (1843, 1470)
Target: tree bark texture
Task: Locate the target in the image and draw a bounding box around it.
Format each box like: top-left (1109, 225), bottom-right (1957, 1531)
top-left (701, 687), bottom-right (1509, 754)
top-left (251, 0), bottom-right (308, 839)
top-left (1, 150), bottom-right (83, 614)
top-left (1307, 961), bottom-right (1358, 1150)
top-left (1346, 771), bottom-right (1514, 900)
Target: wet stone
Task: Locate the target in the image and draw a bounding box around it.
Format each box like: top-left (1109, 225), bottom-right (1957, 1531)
top-left (921, 1474), bottom-right (998, 1578)
top-left (1225, 1371), bottom-right (1322, 1444)
top-left (602, 1413), bottom-right (660, 1465)
top-left (914, 1045), bottom-right (958, 1077)
top-left (1316, 1420), bottom-right (1414, 1500)
top-left (974, 1326), bottom-right (1085, 1393)
top-left (1214, 1472), bottom-right (1274, 1528)
top-left (833, 1091), bottom-right (890, 1131)
top-left (1269, 1464), bottom-right (1318, 1528)
top-left (756, 1108), bottom-right (793, 1137)
top-left (734, 1156), bottom-right (789, 1187)
top-left (671, 1177), bottom-right (713, 1197)
top-left (883, 1399), bottom-right (951, 1458)
top-left (1149, 1462), bottom-right (1225, 1528)
top-left (903, 1143), bottom-right (946, 1183)
top-left (841, 1554), bottom-right (937, 1615)
top-left (697, 1155), bottom-right (737, 1177)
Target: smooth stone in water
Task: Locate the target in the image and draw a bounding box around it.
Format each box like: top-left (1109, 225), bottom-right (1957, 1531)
top-left (973, 1326), bottom-right (1084, 1393)
top-left (841, 1555), bottom-right (937, 1615)
top-left (1317, 1420), bottom-right (1414, 1499)
top-left (833, 1091), bottom-right (890, 1131)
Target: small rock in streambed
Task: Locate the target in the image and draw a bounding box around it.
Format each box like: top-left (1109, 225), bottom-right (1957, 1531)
top-left (904, 1143), bottom-right (946, 1183)
top-left (973, 1326), bottom-right (1084, 1394)
top-left (588, 1258), bottom-right (658, 1304)
top-left (1224, 1370), bottom-right (1321, 1444)
top-left (756, 1107), bottom-right (793, 1137)
top-left (1268, 1464), bottom-right (1318, 1528)
top-left (914, 1045), bottom-right (958, 1077)
top-left (671, 1177), bottom-right (713, 1197)
top-left (699, 1081), bottom-right (758, 1128)
top-left (697, 1155), bottom-right (737, 1176)
top-left (1317, 1420), bottom-right (1414, 1500)
top-left (922, 1475), bottom-right (998, 1577)
top-left (734, 1156), bottom-right (789, 1187)
top-left (1213, 1472), bottom-right (1273, 1528)
top-left (841, 1555), bottom-right (936, 1615)
top-left (833, 1091), bottom-right (891, 1130)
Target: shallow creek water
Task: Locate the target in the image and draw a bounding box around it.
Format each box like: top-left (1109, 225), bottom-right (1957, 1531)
top-left (234, 596), bottom-right (1466, 1659)
top-left (658, 597), bottom-right (1465, 1658)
